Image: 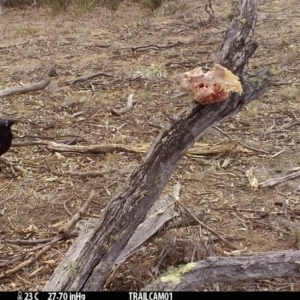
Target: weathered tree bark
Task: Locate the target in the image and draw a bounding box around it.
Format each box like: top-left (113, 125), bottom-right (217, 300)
top-left (47, 183), bottom-right (209, 280)
top-left (0, 79), bottom-right (51, 97)
top-left (44, 0), bottom-right (273, 291)
top-left (143, 250), bottom-right (300, 291)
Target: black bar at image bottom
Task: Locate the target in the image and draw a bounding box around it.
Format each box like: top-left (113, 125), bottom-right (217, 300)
top-left (0, 292), bottom-right (179, 300)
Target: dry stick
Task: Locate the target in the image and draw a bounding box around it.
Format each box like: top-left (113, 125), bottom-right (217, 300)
top-left (270, 81), bottom-right (293, 86)
top-left (45, 141), bottom-right (138, 154)
top-left (5, 237), bottom-right (59, 246)
top-left (12, 137), bottom-right (85, 148)
top-left (0, 79), bottom-right (51, 97)
top-left (266, 120), bottom-right (300, 134)
top-left (70, 105), bottom-right (104, 119)
top-left (0, 237), bottom-right (61, 279)
top-left (63, 198), bottom-right (73, 217)
top-left (212, 207), bottom-right (269, 214)
top-left (176, 201), bottom-right (238, 250)
top-left (260, 169), bottom-right (300, 187)
top-left (44, 141), bottom-right (244, 156)
top-left (21, 134), bottom-right (85, 141)
top-left (238, 141), bottom-right (269, 154)
top-left (58, 190), bottom-right (97, 234)
top-left (0, 40), bottom-right (30, 50)
top-left (213, 125), bottom-right (232, 140)
top-left (51, 168), bottom-right (117, 178)
top-left (213, 125), bottom-right (269, 154)
top-left (111, 93), bottom-right (136, 116)
top-left (0, 192), bottom-right (96, 278)
top-left (9, 232), bottom-right (78, 255)
top-left (0, 255), bottom-right (24, 268)
top-left (70, 72), bottom-right (114, 86)
top-left (119, 41), bottom-right (184, 51)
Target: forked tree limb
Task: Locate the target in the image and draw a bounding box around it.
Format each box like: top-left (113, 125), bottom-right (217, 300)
top-left (44, 0), bottom-right (273, 291)
top-left (143, 250), bottom-right (300, 291)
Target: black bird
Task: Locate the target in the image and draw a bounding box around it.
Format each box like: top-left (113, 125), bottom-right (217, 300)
top-left (0, 119), bottom-right (17, 156)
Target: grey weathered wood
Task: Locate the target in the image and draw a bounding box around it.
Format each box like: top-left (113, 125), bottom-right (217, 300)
top-left (144, 250), bottom-right (300, 291)
top-left (53, 183), bottom-right (209, 277)
top-left (44, 0), bottom-right (274, 291)
top-left (0, 79), bottom-right (51, 97)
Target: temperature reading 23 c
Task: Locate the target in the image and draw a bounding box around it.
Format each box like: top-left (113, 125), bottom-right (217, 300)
top-left (21, 292), bottom-right (39, 300)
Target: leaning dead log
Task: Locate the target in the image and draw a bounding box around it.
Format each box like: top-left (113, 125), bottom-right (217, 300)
top-left (54, 182), bottom-right (209, 277)
top-left (144, 250), bottom-right (300, 291)
top-left (0, 79), bottom-right (51, 97)
top-left (44, 0), bottom-right (273, 291)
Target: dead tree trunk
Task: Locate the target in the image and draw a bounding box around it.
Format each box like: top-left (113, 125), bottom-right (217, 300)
top-left (44, 0), bottom-right (272, 291)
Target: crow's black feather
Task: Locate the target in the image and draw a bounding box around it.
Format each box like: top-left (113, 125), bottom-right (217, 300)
top-left (0, 120), bottom-right (16, 156)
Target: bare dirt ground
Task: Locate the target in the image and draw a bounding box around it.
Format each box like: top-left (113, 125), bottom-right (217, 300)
top-left (1, 0), bottom-right (300, 291)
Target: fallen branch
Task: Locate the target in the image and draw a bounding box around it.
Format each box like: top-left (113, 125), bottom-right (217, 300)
top-left (176, 201), bottom-right (238, 250)
top-left (5, 237), bottom-right (55, 246)
top-left (42, 140), bottom-right (247, 156)
top-left (0, 236), bottom-right (62, 279)
top-left (0, 40), bottom-right (30, 50)
top-left (70, 72), bottom-right (114, 86)
top-left (118, 41), bottom-right (184, 52)
top-left (55, 169), bottom-right (118, 178)
top-left (259, 169), bottom-right (300, 187)
top-left (0, 79), bottom-right (51, 97)
top-left (144, 250), bottom-right (300, 291)
top-left (59, 190), bottom-right (97, 234)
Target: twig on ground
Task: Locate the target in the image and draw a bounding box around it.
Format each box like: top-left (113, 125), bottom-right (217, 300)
top-left (59, 169), bottom-right (118, 178)
top-left (259, 169), bottom-right (300, 187)
top-left (70, 72), bottom-right (114, 86)
top-left (175, 201), bottom-right (238, 250)
top-left (0, 236), bottom-right (62, 279)
top-left (118, 41), bottom-right (184, 52)
top-left (63, 198), bottom-right (73, 217)
top-left (238, 141), bottom-right (269, 154)
top-left (213, 125), bottom-right (232, 140)
top-left (58, 190), bottom-right (97, 234)
top-left (5, 237), bottom-right (57, 245)
top-left (0, 40), bottom-right (29, 50)
top-left (266, 120), bottom-right (300, 134)
top-left (205, 0), bottom-right (216, 19)
top-left (0, 79), bottom-right (51, 97)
